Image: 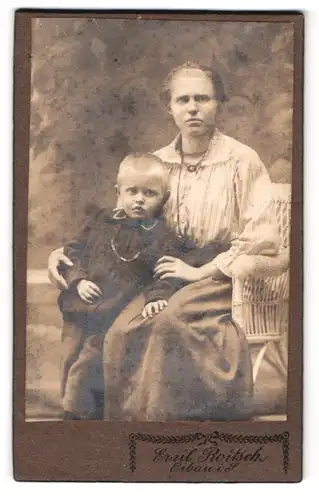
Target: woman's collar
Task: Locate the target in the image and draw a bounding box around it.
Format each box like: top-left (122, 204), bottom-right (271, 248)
top-left (154, 128), bottom-right (229, 165)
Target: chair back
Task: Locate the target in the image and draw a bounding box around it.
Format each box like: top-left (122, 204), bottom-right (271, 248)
top-left (271, 183), bottom-right (291, 250)
top-left (232, 183), bottom-right (291, 341)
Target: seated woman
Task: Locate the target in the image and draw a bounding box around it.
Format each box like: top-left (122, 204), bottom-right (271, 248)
top-left (48, 62), bottom-right (280, 421)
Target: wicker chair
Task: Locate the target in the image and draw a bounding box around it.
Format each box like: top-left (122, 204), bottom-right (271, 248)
top-left (232, 183), bottom-right (291, 383)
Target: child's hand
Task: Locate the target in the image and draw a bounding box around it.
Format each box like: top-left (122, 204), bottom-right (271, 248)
top-left (142, 300), bottom-right (168, 319)
top-left (77, 280), bottom-right (102, 303)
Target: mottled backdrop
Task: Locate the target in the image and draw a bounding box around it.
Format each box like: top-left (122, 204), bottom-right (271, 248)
top-left (28, 18), bottom-right (293, 266)
top-left (26, 17), bottom-right (293, 420)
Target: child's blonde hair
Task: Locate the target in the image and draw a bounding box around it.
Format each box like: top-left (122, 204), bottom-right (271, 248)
top-left (117, 153), bottom-right (170, 192)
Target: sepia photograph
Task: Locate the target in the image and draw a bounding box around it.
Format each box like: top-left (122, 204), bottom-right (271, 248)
top-left (24, 15), bottom-right (294, 425)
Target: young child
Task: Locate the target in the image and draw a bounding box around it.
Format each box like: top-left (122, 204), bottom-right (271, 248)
top-left (58, 153), bottom-right (225, 420)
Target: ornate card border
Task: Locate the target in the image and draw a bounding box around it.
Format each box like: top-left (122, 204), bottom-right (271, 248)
top-left (128, 432), bottom-right (290, 474)
top-left (13, 10), bottom-right (303, 482)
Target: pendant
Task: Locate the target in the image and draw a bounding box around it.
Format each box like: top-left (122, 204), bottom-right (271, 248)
top-left (187, 165), bottom-right (197, 173)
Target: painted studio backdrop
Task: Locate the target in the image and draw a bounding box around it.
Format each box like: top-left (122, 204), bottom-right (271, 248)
top-left (26, 18), bottom-right (292, 420)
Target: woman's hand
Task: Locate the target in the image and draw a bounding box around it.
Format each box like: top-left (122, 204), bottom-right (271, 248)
top-left (48, 247), bottom-right (73, 290)
top-left (154, 256), bottom-right (203, 283)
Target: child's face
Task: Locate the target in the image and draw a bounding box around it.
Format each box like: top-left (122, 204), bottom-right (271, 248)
top-left (117, 170), bottom-right (167, 219)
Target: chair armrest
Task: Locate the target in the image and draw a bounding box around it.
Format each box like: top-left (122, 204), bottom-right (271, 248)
top-left (231, 251), bottom-right (289, 280)
top-left (232, 270), bottom-right (290, 338)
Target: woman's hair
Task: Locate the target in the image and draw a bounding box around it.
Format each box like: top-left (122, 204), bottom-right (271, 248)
top-left (117, 153), bottom-right (169, 191)
top-left (162, 61), bottom-right (229, 104)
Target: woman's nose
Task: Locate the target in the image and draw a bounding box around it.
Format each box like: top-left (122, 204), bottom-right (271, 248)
top-left (187, 98), bottom-right (198, 113)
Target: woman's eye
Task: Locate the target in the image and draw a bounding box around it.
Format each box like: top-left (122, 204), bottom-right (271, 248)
top-left (127, 187), bottom-right (137, 194)
top-left (177, 96), bottom-right (189, 104)
top-left (144, 190), bottom-right (156, 197)
top-left (195, 95), bottom-right (210, 102)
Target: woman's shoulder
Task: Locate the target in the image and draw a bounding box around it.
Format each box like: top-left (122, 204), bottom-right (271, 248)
top-left (82, 204), bottom-right (114, 226)
top-left (220, 133), bottom-right (261, 164)
top-left (152, 138), bottom-right (180, 164)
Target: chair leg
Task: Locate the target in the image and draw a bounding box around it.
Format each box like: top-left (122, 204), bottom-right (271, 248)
top-left (265, 341), bottom-right (288, 381)
top-left (252, 343), bottom-right (270, 384)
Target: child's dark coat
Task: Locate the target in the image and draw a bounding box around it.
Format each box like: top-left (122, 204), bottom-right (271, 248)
top-left (58, 205), bottom-right (226, 418)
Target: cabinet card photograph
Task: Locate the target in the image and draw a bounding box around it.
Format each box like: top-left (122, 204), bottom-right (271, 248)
top-left (14, 11), bottom-right (303, 482)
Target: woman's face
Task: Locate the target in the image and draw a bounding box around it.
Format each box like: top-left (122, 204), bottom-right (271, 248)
top-left (169, 68), bottom-right (218, 137)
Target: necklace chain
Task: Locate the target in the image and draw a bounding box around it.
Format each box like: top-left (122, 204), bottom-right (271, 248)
top-left (183, 149), bottom-right (209, 172)
top-left (110, 220), bottom-right (158, 262)
top-left (140, 220), bottom-right (158, 231)
top-left (176, 141), bottom-right (211, 237)
top-left (111, 236), bottom-right (141, 262)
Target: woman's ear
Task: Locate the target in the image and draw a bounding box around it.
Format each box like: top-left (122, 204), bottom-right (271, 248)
top-left (115, 184), bottom-right (120, 196)
top-left (217, 100), bottom-right (224, 113)
top-left (163, 190), bottom-right (171, 205)
top-left (164, 95), bottom-right (172, 115)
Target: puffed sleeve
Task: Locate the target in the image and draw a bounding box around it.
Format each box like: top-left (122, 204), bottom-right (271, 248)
top-left (213, 153), bottom-right (280, 278)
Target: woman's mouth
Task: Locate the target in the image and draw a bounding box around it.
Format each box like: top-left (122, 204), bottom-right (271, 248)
top-left (186, 119), bottom-right (203, 125)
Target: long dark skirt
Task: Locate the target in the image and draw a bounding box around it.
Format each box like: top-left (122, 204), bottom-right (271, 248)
top-left (103, 277), bottom-right (253, 421)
